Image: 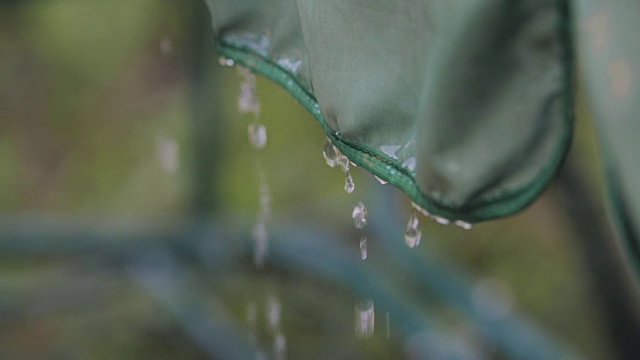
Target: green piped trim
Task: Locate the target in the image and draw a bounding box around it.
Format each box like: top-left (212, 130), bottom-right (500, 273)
top-left (215, 1), bottom-right (573, 223)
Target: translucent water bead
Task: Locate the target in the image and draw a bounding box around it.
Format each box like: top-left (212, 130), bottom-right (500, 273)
top-left (355, 300), bottom-right (375, 339)
top-left (374, 175), bottom-right (388, 185)
top-left (237, 67), bottom-right (260, 115)
top-left (345, 172), bottom-right (355, 193)
top-left (360, 237), bottom-right (368, 260)
top-left (454, 220), bottom-right (473, 230)
top-left (323, 138), bottom-right (338, 167)
top-left (404, 211), bottom-right (422, 248)
top-left (323, 137), bottom-right (349, 171)
top-left (248, 123), bottom-right (267, 149)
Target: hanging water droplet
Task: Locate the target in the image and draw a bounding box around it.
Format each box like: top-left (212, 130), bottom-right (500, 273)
top-left (411, 202), bottom-right (430, 216)
top-left (454, 220), bottom-right (473, 230)
top-left (433, 216), bottom-right (450, 225)
top-left (337, 154), bottom-right (350, 172)
top-left (374, 175), bottom-right (388, 185)
top-left (248, 123), bottom-right (267, 149)
top-left (360, 237), bottom-right (368, 260)
top-left (352, 202), bottom-right (368, 229)
top-left (404, 211), bottom-right (422, 248)
top-left (355, 300), bottom-right (375, 339)
top-left (344, 172), bottom-right (355, 193)
top-left (218, 56), bottom-right (235, 67)
top-left (323, 138), bottom-right (338, 167)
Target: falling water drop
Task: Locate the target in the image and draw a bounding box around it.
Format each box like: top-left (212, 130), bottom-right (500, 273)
top-left (374, 175), bottom-right (388, 185)
top-left (253, 222), bottom-right (268, 268)
top-left (237, 67), bottom-right (260, 115)
top-left (344, 172), bottom-right (355, 193)
top-left (360, 237), bottom-right (368, 260)
top-left (248, 123), bottom-right (267, 149)
top-left (218, 56), bottom-right (235, 67)
top-left (352, 202), bottom-right (368, 229)
top-left (454, 220), bottom-right (473, 230)
top-left (355, 300), bottom-right (375, 339)
top-left (404, 211), bottom-right (422, 248)
top-left (273, 333), bottom-right (287, 360)
top-left (323, 138), bottom-right (338, 167)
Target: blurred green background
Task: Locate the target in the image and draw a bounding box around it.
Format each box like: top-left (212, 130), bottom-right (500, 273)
top-left (1, 1), bottom-right (639, 359)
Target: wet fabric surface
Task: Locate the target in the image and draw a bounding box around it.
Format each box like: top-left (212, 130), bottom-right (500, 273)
top-left (206, 0), bottom-right (573, 223)
top-left (574, 0), bottom-right (640, 272)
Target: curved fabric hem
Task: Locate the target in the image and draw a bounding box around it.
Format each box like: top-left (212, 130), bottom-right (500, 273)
top-left (215, 1), bottom-right (573, 223)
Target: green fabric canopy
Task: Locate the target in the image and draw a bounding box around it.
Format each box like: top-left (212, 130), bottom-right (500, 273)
top-left (574, 0), bottom-right (640, 273)
top-left (206, 0), bottom-right (573, 224)
top-left (207, 0), bottom-right (640, 271)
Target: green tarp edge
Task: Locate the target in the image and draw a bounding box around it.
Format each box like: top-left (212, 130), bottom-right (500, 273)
top-left (217, 27), bottom-right (574, 223)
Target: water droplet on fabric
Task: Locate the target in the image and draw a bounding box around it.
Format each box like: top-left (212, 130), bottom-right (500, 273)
top-left (402, 157), bottom-right (417, 172)
top-left (433, 216), bottom-right (450, 225)
top-left (352, 202), bottom-right (368, 229)
top-left (454, 220), bottom-right (473, 230)
top-left (248, 123), bottom-right (267, 149)
top-left (323, 138), bottom-right (338, 167)
top-left (355, 300), bottom-right (375, 339)
top-left (360, 237), bottom-right (368, 260)
top-left (374, 175), bottom-right (388, 185)
top-left (344, 172), bottom-right (355, 193)
top-left (404, 211), bottom-right (422, 248)
top-left (411, 202), bottom-right (430, 216)
top-left (379, 145), bottom-right (401, 159)
top-left (218, 56), bottom-right (235, 67)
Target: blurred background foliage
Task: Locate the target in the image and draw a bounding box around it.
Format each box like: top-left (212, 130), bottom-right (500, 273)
top-left (1, 1), bottom-right (639, 359)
